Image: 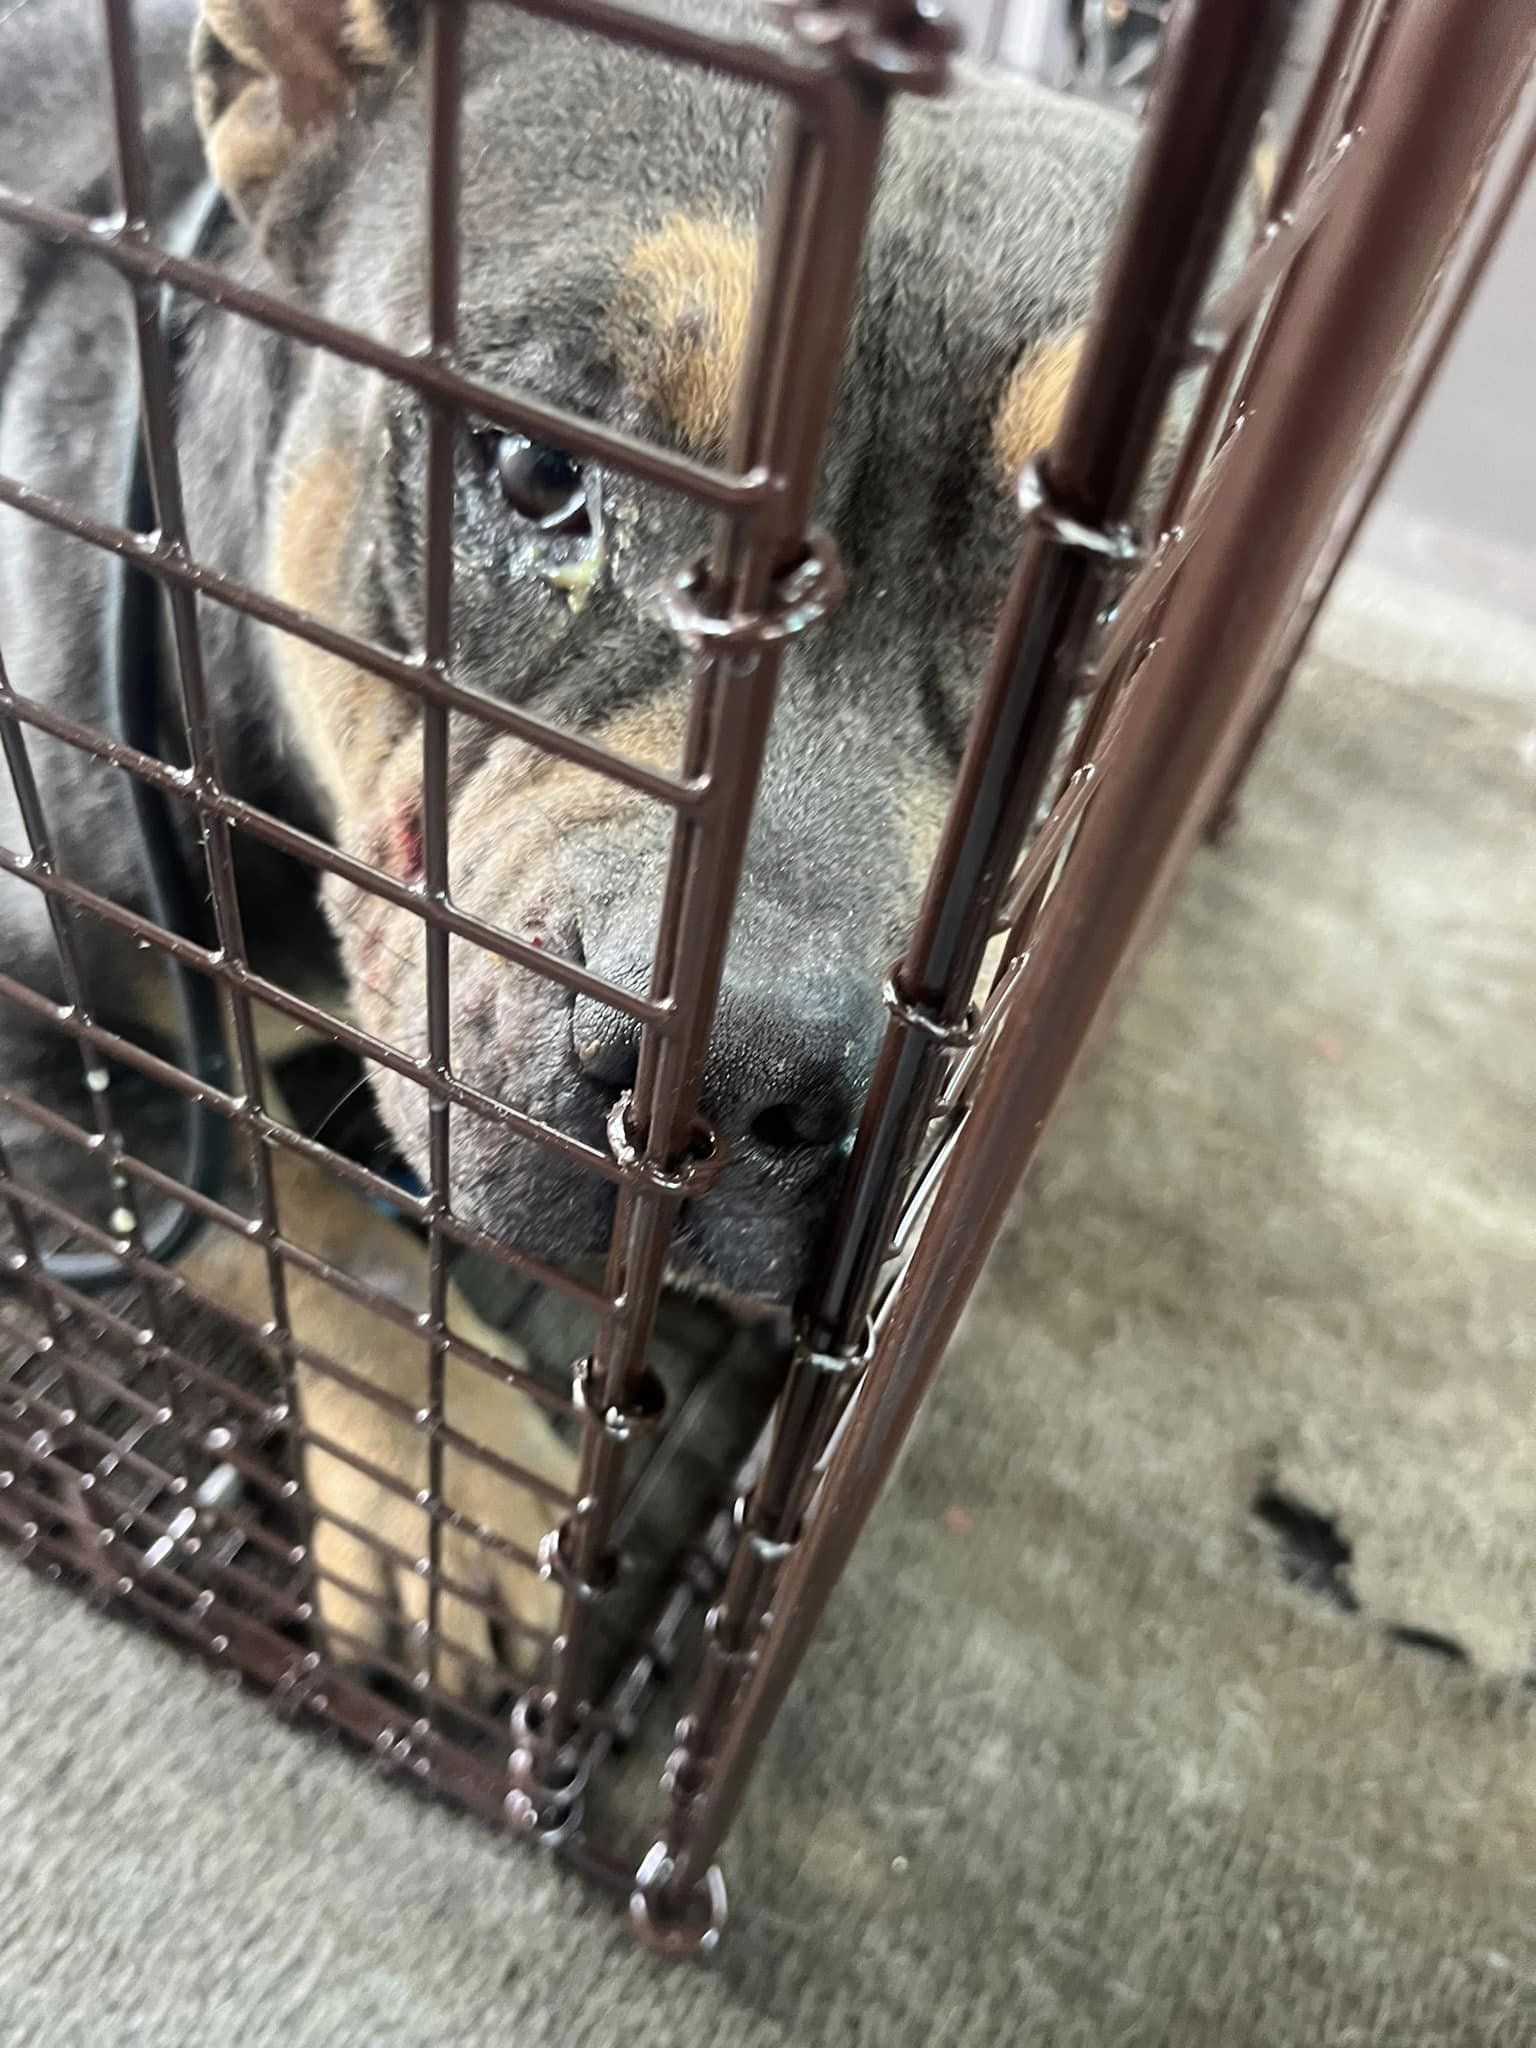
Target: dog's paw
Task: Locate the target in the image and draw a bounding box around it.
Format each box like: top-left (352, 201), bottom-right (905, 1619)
top-left (297, 1278), bottom-right (577, 1709)
top-left (182, 1145), bottom-right (576, 1707)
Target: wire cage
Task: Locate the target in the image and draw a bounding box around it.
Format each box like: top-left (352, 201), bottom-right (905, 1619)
top-left (1, 0), bottom-right (1531, 1956)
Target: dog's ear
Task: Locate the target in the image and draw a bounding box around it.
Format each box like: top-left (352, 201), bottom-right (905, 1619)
top-left (192, 1), bottom-right (419, 224)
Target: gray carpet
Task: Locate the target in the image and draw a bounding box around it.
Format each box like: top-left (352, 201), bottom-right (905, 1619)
top-left (3, 569), bottom-right (1534, 2045)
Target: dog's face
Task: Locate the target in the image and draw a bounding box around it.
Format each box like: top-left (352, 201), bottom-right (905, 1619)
top-left (192, 0), bottom-right (1128, 1300)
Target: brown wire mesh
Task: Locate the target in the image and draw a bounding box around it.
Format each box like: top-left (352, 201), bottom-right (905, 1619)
top-left (1, 0), bottom-right (1531, 1953)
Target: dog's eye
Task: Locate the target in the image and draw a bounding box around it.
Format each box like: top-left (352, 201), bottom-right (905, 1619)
top-left (495, 435), bottom-right (587, 532)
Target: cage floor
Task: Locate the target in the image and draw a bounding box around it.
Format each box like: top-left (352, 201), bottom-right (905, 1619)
top-left (0, 1038), bottom-right (790, 1877)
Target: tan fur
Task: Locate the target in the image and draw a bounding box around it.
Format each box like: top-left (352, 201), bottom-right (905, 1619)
top-left (343, 0), bottom-right (412, 71)
top-left (613, 217), bottom-right (757, 454)
top-left (993, 328), bottom-right (1085, 481)
top-left (448, 688), bottom-right (692, 904)
top-left (194, 1), bottom-right (410, 212)
top-left (271, 447), bottom-right (416, 836)
top-left (210, 425), bottom-right (579, 1702)
top-left (201, 94), bottom-right (294, 206)
top-left (180, 1142), bottom-right (575, 1701)
top-left (201, 0), bottom-right (351, 124)
top-left (588, 690), bottom-right (693, 773)
top-left (524, 687), bottom-right (694, 807)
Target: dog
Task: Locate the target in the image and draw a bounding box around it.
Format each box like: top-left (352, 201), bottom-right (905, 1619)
top-left (0, 0), bottom-right (1139, 1702)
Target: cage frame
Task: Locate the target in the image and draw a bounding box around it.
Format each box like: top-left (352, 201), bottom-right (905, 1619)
top-left (1, 0), bottom-right (1531, 1956)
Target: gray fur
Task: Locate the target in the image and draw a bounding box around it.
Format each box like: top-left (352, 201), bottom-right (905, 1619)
top-left (0, 0), bottom-right (1136, 1299)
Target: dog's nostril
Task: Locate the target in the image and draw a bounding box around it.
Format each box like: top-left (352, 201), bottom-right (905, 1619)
top-left (749, 1098), bottom-right (849, 1154)
top-left (572, 952), bottom-right (875, 1176)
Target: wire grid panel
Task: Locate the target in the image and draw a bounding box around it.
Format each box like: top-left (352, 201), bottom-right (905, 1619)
top-left (623, 0), bottom-right (1536, 1942)
top-left (0, 0), bottom-right (954, 1890)
top-left (844, 0), bottom-right (1442, 1341)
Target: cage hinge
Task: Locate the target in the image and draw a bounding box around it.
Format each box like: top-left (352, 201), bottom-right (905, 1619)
top-left (733, 1491), bottom-right (801, 1564)
top-left (662, 528), bottom-right (845, 652)
top-left (538, 1517), bottom-right (619, 1605)
top-left (629, 1842), bottom-right (728, 1961)
top-left (605, 1094), bottom-right (726, 1198)
top-left (506, 1689), bottom-right (592, 1847)
top-left (778, 0), bottom-right (961, 97)
top-left (883, 965), bottom-right (980, 1048)
top-left (1016, 456), bottom-right (1144, 564)
top-left (700, 1599), bottom-right (762, 1674)
top-left (571, 1354), bottom-right (666, 1442)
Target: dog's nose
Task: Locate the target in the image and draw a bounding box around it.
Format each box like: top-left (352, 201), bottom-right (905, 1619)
top-left (571, 964), bottom-right (874, 1187)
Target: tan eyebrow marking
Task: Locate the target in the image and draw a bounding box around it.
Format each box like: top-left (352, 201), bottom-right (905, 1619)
top-left (992, 328), bottom-right (1085, 481)
top-left (612, 216), bottom-right (758, 455)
